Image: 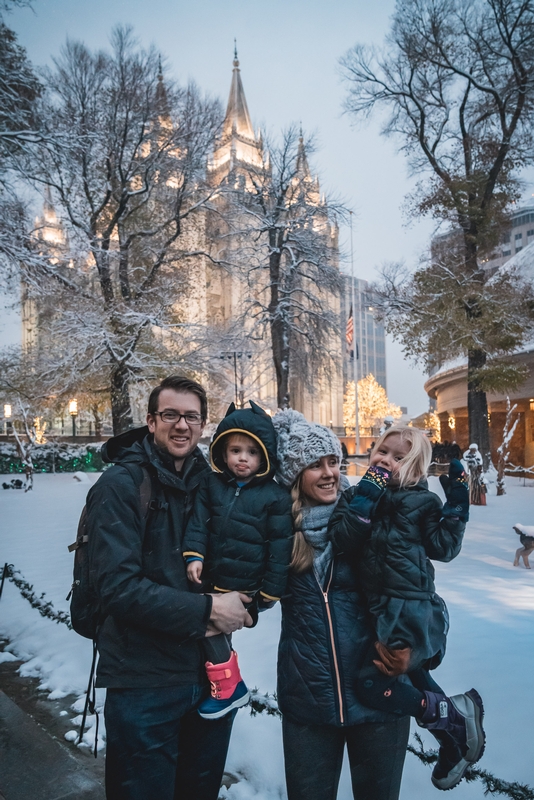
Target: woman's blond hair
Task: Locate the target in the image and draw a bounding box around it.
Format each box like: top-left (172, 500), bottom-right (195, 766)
top-left (289, 474), bottom-right (316, 573)
top-left (372, 426), bottom-right (432, 487)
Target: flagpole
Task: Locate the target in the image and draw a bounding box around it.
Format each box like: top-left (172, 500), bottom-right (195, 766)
top-left (350, 211), bottom-right (360, 457)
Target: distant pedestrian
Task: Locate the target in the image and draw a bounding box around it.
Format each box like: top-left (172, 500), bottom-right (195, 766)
top-left (463, 444), bottom-right (486, 506)
top-left (513, 524), bottom-right (534, 569)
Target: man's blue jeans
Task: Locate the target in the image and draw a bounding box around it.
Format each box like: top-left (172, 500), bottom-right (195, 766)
top-left (104, 684), bottom-right (236, 800)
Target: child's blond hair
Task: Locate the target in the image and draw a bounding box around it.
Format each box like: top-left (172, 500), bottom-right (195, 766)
top-left (372, 426), bottom-right (432, 487)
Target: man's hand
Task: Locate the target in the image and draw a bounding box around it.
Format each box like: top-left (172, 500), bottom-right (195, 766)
top-left (206, 592), bottom-right (253, 636)
top-left (186, 560), bottom-right (203, 584)
top-left (373, 641), bottom-right (412, 676)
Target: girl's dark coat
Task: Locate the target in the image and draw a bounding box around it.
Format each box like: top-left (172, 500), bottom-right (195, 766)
top-left (329, 480), bottom-right (465, 665)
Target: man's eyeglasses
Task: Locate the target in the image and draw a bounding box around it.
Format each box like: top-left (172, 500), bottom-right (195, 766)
top-left (153, 411), bottom-right (204, 425)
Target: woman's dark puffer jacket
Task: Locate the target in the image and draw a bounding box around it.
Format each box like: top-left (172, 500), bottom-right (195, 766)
top-left (278, 557), bottom-right (397, 727)
top-left (183, 401), bottom-right (293, 600)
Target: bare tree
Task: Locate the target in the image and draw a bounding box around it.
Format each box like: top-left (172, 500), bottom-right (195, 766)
top-left (496, 396), bottom-right (520, 496)
top-left (7, 27), bottom-right (222, 433)
top-left (341, 0), bottom-right (534, 464)
top-left (215, 127), bottom-right (342, 409)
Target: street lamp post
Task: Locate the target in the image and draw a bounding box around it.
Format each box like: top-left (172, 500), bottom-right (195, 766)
top-left (69, 399), bottom-right (78, 438)
top-left (3, 403), bottom-right (11, 436)
top-left (350, 211), bottom-right (360, 457)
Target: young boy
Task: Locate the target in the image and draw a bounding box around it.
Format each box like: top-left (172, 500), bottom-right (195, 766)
top-left (183, 400), bottom-right (294, 719)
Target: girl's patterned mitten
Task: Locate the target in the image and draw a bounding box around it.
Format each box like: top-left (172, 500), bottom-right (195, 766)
top-left (439, 458), bottom-right (469, 522)
top-left (349, 465), bottom-right (391, 522)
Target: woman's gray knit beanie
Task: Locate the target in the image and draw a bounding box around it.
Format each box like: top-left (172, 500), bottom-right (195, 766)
top-left (272, 409), bottom-right (343, 487)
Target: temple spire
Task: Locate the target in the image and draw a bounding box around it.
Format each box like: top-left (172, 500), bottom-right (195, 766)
top-left (223, 46), bottom-right (255, 141)
top-left (296, 131), bottom-right (311, 179)
top-left (155, 56), bottom-right (170, 119)
top-left (209, 49), bottom-right (263, 179)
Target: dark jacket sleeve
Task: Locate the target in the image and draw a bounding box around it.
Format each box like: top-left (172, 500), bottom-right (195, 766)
top-left (329, 485), bottom-right (372, 557)
top-left (420, 493), bottom-right (466, 562)
top-left (87, 467), bottom-right (212, 641)
top-left (260, 490), bottom-right (294, 601)
top-left (182, 473), bottom-right (212, 560)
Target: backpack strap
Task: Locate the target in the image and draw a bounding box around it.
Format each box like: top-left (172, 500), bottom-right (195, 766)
top-left (139, 467), bottom-right (152, 519)
top-left (76, 463), bottom-right (158, 758)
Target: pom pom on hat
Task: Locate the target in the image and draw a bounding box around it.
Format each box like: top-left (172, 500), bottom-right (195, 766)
top-left (272, 409), bottom-right (342, 487)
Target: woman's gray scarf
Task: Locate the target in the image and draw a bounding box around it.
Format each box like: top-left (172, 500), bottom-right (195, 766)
top-left (301, 503), bottom-right (337, 587)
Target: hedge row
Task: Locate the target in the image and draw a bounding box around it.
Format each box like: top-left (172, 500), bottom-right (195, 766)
top-left (0, 442), bottom-right (106, 473)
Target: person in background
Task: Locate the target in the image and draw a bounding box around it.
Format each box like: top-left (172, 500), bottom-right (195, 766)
top-left (463, 443), bottom-right (486, 505)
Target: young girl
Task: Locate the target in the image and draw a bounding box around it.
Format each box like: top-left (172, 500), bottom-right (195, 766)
top-left (329, 426), bottom-right (485, 792)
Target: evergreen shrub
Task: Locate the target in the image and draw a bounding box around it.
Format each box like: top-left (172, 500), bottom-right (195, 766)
top-left (0, 442), bottom-right (105, 473)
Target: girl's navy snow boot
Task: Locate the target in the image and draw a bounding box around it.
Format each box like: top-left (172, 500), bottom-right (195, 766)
top-left (419, 689), bottom-right (485, 791)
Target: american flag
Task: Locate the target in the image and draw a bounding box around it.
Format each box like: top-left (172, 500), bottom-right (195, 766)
top-left (346, 305), bottom-right (354, 347)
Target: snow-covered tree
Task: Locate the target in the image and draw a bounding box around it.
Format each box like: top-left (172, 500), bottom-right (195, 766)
top-left (344, 374), bottom-right (401, 436)
top-left (218, 127), bottom-right (342, 409)
top-left (6, 27), bottom-right (222, 433)
top-left (9, 399), bottom-right (46, 490)
top-left (375, 256), bottom-right (534, 454)
top-left (0, 2), bottom-right (44, 284)
top-left (341, 0), bottom-right (534, 466)
top-left (496, 396), bottom-right (520, 496)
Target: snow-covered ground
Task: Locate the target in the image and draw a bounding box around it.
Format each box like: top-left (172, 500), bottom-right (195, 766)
top-left (1, 472), bottom-right (533, 799)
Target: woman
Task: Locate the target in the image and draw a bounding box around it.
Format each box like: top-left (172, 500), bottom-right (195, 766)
top-left (272, 409), bottom-right (410, 800)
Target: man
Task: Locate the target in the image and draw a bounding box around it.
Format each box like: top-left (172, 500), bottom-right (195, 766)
top-left (86, 376), bottom-right (252, 800)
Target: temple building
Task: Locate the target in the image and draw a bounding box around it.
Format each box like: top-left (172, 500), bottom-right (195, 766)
top-left (198, 52), bottom-right (343, 428)
top-left (23, 54), bottom-right (344, 431)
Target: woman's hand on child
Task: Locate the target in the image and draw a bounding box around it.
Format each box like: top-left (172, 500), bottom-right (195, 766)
top-left (373, 642), bottom-right (412, 676)
top-left (187, 560), bottom-right (204, 584)
top-left (349, 465), bottom-right (391, 522)
top-left (439, 459), bottom-right (469, 522)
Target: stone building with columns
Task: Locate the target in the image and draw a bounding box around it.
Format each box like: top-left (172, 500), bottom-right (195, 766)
top-left (425, 242), bottom-right (534, 467)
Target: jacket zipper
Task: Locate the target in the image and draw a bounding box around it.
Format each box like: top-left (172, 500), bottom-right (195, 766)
top-left (217, 485), bottom-right (242, 551)
top-left (320, 565), bottom-right (345, 724)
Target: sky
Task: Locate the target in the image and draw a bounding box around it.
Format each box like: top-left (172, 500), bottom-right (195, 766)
top-left (2, 0), bottom-right (533, 416)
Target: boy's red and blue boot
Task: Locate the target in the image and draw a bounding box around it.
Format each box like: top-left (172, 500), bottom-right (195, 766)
top-left (198, 650), bottom-right (250, 720)
top-left (419, 689), bottom-right (485, 790)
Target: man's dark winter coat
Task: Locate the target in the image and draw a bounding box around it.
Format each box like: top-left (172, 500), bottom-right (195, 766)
top-left (183, 402), bottom-right (293, 600)
top-left (86, 427), bottom-right (212, 689)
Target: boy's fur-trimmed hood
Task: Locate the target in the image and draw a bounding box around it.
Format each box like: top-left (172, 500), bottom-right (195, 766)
top-left (210, 401), bottom-right (278, 478)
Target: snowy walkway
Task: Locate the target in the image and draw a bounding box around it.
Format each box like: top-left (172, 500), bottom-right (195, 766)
top-left (1, 473), bottom-right (533, 799)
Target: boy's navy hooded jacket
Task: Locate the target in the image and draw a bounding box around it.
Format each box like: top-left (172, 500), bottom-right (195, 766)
top-left (183, 401), bottom-right (293, 600)
top-left (85, 426), bottom-right (212, 688)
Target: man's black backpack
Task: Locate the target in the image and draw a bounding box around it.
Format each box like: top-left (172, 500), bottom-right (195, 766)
top-left (67, 465), bottom-right (153, 638)
top-left (66, 464), bottom-right (153, 755)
